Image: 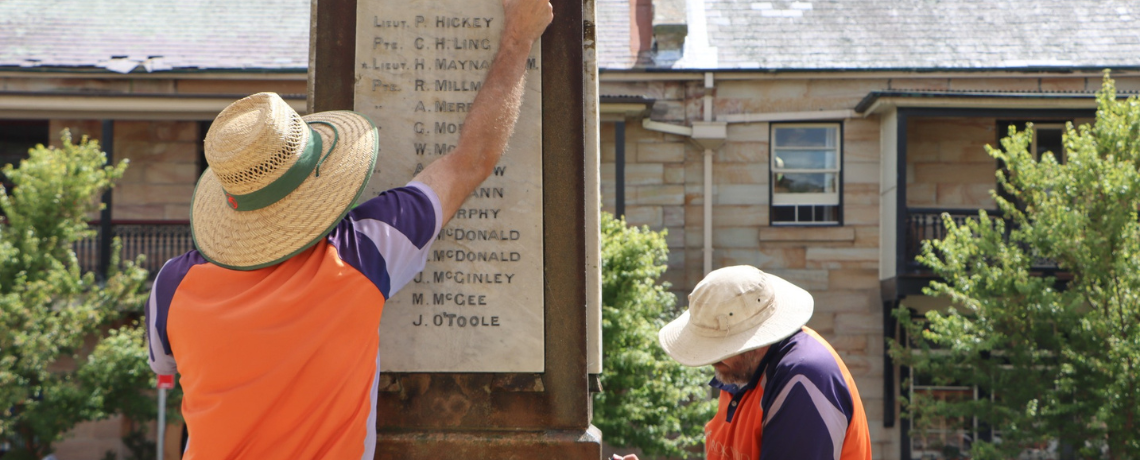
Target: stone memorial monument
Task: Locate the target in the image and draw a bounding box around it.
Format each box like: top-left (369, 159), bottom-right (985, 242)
top-left (309, 0), bottom-right (600, 457)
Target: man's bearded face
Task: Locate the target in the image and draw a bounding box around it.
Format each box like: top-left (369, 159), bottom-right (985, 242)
top-left (711, 347), bottom-right (766, 386)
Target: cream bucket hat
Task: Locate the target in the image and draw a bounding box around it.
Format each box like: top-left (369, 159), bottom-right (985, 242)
top-left (659, 266), bottom-right (814, 367)
top-left (190, 92), bottom-right (378, 270)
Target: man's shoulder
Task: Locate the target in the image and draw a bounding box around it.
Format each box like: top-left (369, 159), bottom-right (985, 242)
top-left (769, 329), bottom-right (845, 378)
top-left (354, 182), bottom-right (439, 216)
top-left (761, 329), bottom-right (856, 415)
top-left (154, 250), bottom-right (210, 288)
top-left (344, 182), bottom-right (441, 246)
top-left (763, 330), bottom-right (852, 401)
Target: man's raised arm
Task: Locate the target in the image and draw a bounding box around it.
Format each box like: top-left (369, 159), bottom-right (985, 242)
top-left (412, 0), bottom-right (552, 225)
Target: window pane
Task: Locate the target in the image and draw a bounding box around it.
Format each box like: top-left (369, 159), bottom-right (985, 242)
top-left (1, 120), bottom-right (50, 205)
top-left (0, 120), bottom-right (48, 169)
top-left (774, 149), bottom-right (837, 170)
top-left (771, 205), bottom-right (839, 224)
top-left (774, 126), bottom-right (836, 148)
top-left (772, 205), bottom-right (797, 222)
top-left (813, 205), bottom-right (838, 222)
top-left (1035, 127), bottom-right (1064, 164)
top-left (773, 173), bottom-right (837, 194)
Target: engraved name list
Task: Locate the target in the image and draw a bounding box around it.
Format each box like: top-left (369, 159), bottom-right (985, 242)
top-left (354, 0), bottom-right (544, 373)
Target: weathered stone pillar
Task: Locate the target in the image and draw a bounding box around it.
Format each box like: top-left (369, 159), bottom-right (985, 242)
top-left (310, 0), bottom-right (599, 457)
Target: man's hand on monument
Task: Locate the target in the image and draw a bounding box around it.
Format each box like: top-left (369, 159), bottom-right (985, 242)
top-left (501, 0), bottom-right (552, 50)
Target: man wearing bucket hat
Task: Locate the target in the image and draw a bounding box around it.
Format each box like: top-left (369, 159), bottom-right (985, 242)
top-left (143, 0), bottom-right (551, 458)
top-left (617, 266), bottom-right (872, 460)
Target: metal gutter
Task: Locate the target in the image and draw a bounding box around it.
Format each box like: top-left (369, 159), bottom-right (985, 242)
top-left (718, 109), bottom-right (857, 123)
top-left (599, 95), bottom-right (653, 104)
top-left (599, 69), bottom-right (1135, 82)
top-left (600, 65), bottom-right (1140, 75)
top-left (853, 90), bottom-right (1120, 114)
top-left (859, 95), bottom-right (1107, 116)
top-left (0, 90), bottom-right (304, 99)
top-left (0, 67), bottom-right (306, 80)
top-left (597, 72), bottom-right (706, 82)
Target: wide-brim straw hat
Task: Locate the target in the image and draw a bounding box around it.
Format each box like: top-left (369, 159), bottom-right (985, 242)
top-left (659, 266), bottom-right (813, 367)
top-left (191, 92), bottom-right (378, 270)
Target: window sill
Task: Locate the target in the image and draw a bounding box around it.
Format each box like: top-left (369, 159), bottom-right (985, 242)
top-left (759, 226), bottom-right (855, 242)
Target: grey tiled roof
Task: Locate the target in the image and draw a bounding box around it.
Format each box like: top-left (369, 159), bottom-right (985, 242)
top-left (599, 0), bottom-right (1140, 71)
top-left (0, 0), bottom-right (309, 72)
top-left (5, 0), bottom-right (1136, 73)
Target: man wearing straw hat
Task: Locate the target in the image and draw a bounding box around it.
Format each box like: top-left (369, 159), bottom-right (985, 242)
top-left (143, 1), bottom-right (550, 458)
top-left (617, 266), bottom-right (872, 460)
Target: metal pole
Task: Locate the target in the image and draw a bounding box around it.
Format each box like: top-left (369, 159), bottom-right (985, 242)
top-left (157, 388), bottom-right (166, 460)
top-left (614, 121), bottom-right (625, 218)
top-left (99, 120), bottom-right (114, 281)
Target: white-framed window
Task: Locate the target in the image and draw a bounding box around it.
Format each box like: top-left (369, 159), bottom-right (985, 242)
top-left (770, 123), bottom-right (842, 225)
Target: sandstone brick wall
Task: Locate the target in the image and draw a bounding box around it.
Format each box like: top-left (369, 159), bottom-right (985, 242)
top-left (111, 120), bottom-right (200, 221)
top-left (50, 417), bottom-right (128, 460)
top-left (905, 117), bottom-right (998, 210)
top-left (51, 418), bottom-right (183, 460)
top-left (47, 119), bottom-right (200, 222)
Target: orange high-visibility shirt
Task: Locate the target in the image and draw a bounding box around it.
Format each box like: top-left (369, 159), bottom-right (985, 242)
top-left (146, 183), bottom-right (441, 460)
top-left (705, 327), bottom-right (872, 460)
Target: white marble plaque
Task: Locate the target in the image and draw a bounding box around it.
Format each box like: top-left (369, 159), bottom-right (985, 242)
top-left (355, 0), bottom-right (544, 372)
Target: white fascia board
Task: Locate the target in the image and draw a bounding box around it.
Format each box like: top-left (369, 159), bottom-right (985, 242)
top-left (0, 93), bottom-right (308, 120)
top-left (0, 71), bottom-right (305, 81)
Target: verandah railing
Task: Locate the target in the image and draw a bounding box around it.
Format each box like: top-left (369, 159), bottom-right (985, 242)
top-left (903, 208), bottom-right (1058, 274)
top-left (74, 221), bottom-right (193, 278)
top-left (903, 208), bottom-right (989, 272)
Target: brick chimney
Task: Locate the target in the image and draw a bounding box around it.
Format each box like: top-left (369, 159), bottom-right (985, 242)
top-left (630, 0), bottom-right (653, 59)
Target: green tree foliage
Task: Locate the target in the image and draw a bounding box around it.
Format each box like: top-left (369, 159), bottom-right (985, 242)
top-left (890, 74), bottom-right (1140, 459)
top-left (593, 212), bottom-right (716, 458)
top-left (0, 131), bottom-right (163, 457)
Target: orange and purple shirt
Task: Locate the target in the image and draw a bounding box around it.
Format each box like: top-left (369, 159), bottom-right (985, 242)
top-left (705, 326), bottom-right (872, 460)
top-left (146, 182), bottom-right (441, 460)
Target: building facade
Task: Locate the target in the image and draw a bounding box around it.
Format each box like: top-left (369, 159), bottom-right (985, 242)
top-left (596, 0), bottom-right (1139, 458)
top-left (3, 0), bottom-right (1140, 458)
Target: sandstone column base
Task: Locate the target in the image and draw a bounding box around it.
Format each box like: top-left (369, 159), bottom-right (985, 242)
top-left (375, 426), bottom-right (602, 460)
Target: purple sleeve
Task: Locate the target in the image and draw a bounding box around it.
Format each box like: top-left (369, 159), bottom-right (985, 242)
top-left (146, 251), bottom-right (208, 375)
top-left (759, 336), bottom-right (854, 460)
top-left (329, 182), bottom-right (442, 298)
